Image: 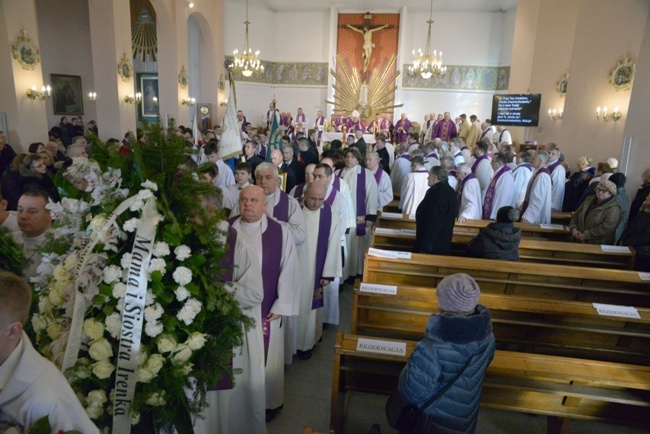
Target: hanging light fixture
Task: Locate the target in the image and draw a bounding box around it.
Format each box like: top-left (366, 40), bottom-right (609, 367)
top-left (232, 0), bottom-right (264, 77)
top-left (408, 0), bottom-right (446, 79)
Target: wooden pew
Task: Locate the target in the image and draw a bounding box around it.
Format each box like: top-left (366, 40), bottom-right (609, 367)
top-left (362, 252), bottom-right (650, 308)
top-left (331, 332), bottom-right (650, 434)
top-left (377, 211), bottom-right (572, 241)
top-left (371, 228), bottom-right (637, 270)
top-left (352, 283), bottom-right (650, 365)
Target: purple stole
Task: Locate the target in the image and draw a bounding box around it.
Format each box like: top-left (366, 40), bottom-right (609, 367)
top-left (481, 128), bottom-right (489, 138)
top-left (273, 191), bottom-right (290, 222)
top-left (373, 167), bottom-right (384, 184)
top-left (315, 117), bottom-right (325, 138)
top-left (471, 154), bottom-right (488, 174)
top-left (293, 183), bottom-right (306, 201)
top-left (457, 173), bottom-right (476, 216)
top-left (355, 167), bottom-right (368, 236)
top-left (213, 225), bottom-right (239, 390)
top-left (425, 152), bottom-right (439, 161)
top-left (548, 160), bottom-right (562, 185)
top-left (301, 204), bottom-right (332, 309)
top-left (514, 163), bottom-right (532, 174)
top-left (325, 186), bottom-right (338, 207)
top-left (440, 120), bottom-right (451, 141)
top-left (461, 146), bottom-right (469, 152)
top-left (482, 165), bottom-right (511, 220)
top-left (398, 153), bottom-right (410, 161)
top-left (448, 170), bottom-right (457, 178)
top-left (521, 167), bottom-right (551, 216)
top-left (259, 143), bottom-right (267, 159)
top-left (396, 120), bottom-right (410, 142)
top-left (332, 175), bottom-right (341, 192)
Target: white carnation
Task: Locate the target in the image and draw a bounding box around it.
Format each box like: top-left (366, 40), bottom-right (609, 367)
top-left (102, 265), bottom-right (122, 285)
top-left (145, 290), bottom-right (155, 306)
top-left (147, 258), bottom-right (167, 276)
top-left (144, 321), bottom-right (164, 338)
top-left (105, 313), bottom-right (122, 339)
top-left (172, 266), bottom-right (192, 286)
top-left (174, 245), bottom-right (192, 261)
top-left (120, 252), bottom-right (133, 269)
top-left (153, 241), bottom-right (170, 258)
top-left (112, 282), bottom-right (127, 299)
top-left (123, 217), bottom-right (139, 232)
top-left (32, 314), bottom-right (48, 332)
top-left (174, 286), bottom-right (190, 302)
top-left (144, 303), bottom-right (164, 322)
top-left (141, 180), bottom-right (158, 191)
top-left (177, 298), bottom-right (202, 326)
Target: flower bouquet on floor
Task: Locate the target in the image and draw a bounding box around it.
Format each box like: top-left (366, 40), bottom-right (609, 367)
top-left (31, 124), bottom-right (251, 433)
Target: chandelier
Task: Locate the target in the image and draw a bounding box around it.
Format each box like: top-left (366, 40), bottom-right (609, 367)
top-left (232, 0), bottom-right (263, 77)
top-left (408, 0), bottom-right (446, 79)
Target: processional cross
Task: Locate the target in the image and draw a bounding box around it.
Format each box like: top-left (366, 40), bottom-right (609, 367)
top-left (346, 12), bottom-right (390, 72)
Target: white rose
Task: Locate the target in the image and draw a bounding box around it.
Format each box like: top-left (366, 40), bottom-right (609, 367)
top-left (144, 303), bottom-right (164, 322)
top-left (64, 253), bottom-right (78, 271)
top-left (138, 349), bottom-right (148, 367)
top-left (49, 285), bottom-right (65, 307)
top-left (174, 286), bottom-right (190, 302)
top-left (89, 215), bottom-right (107, 232)
top-left (172, 345), bottom-right (193, 364)
top-left (153, 241), bottom-right (170, 258)
top-left (172, 266), bottom-right (193, 286)
top-left (147, 258), bottom-right (167, 276)
top-left (123, 217), bottom-right (139, 232)
top-left (92, 360), bottom-right (116, 379)
top-left (186, 332), bottom-right (207, 351)
top-left (146, 354), bottom-right (165, 374)
top-left (83, 319), bottom-right (105, 341)
top-left (38, 296), bottom-right (53, 313)
top-left (88, 337), bottom-right (113, 361)
top-left (180, 363), bottom-right (193, 375)
top-left (53, 263), bottom-right (70, 282)
top-left (131, 412), bottom-right (141, 425)
top-left (74, 358), bottom-right (92, 380)
top-left (136, 367), bottom-right (155, 383)
top-left (31, 314), bottom-right (47, 333)
top-left (102, 265), bottom-right (122, 285)
top-left (144, 321), bottom-right (163, 338)
top-left (157, 334), bottom-right (177, 353)
top-left (141, 180), bottom-right (158, 191)
top-left (47, 322), bottom-right (63, 340)
top-left (174, 245), bottom-right (192, 261)
top-left (145, 391), bottom-right (166, 406)
top-left (112, 282), bottom-right (127, 299)
top-left (87, 389), bottom-right (108, 405)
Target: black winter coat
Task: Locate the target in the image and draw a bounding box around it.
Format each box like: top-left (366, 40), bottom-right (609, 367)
top-left (466, 222), bottom-right (521, 261)
top-left (415, 182), bottom-right (457, 255)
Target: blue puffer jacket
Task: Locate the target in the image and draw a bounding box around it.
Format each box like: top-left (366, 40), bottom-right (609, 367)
top-left (397, 305), bottom-right (496, 434)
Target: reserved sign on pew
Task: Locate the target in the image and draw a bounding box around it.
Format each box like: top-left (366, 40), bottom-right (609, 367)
top-left (356, 337), bottom-right (407, 357)
top-left (592, 303), bottom-right (641, 319)
top-left (375, 228), bottom-right (401, 235)
top-left (380, 212), bottom-right (403, 219)
top-left (601, 245), bottom-right (632, 253)
top-left (368, 248), bottom-right (412, 259)
top-left (540, 224), bottom-right (566, 230)
top-left (360, 283), bottom-right (398, 295)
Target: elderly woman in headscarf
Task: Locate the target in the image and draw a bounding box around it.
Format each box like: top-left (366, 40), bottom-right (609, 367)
top-left (576, 162), bottom-right (613, 209)
top-left (569, 179), bottom-right (621, 245)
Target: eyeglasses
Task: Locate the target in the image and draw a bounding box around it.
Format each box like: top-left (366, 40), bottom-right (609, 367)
top-left (596, 188), bottom-right (610, 193)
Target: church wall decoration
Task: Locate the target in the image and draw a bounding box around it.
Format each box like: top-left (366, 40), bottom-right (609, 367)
top-left (226, 56), bottom-right (329, 86)
top-left (51, 74), bottom-right (83, 116)
top-left (118, 53), bottom-right (134, 82)
top-left (179, 66), bottom-right (189, 89)
top-left (402, 65), bottom-right (510, 91)
top-left (556, 71), bottom-right (569, 97)
top-left (609, 54), bottom-right (635, 91)
top-left (137, 72), bottom-right (159, 122)
top-left (11, 30), bottom-right (40, 71)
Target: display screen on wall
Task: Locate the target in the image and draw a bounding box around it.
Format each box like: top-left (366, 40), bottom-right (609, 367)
top-left (491, 94), bottom-right (542, 127)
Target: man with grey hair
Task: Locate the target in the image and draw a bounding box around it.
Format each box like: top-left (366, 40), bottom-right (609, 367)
top-left (415, 166), bottom-right (457, 255)
top-left (400, 155), bottom-right (429, 215)
top-left (440, 156), bottom-right (458, 191)
top-left (390, 141), bottom-right (412, 193)
top-left (423, 141), bottom-right (440, 170)
top-left (457, 163), bottom-right (482, 222)
top-left (521, 151), bottom-right (552, 224)
top-left (512, 151), bottom-right (534, 209)
top-left (365, 151), bottom-right (393, 209)
top-left (230, 162), bottom-right (306, 247)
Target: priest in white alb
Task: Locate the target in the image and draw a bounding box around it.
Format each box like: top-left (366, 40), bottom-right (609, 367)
top-left (400, 155), bottom-right (430, 215)
top-left (512, 151), bottom-right (533, 209)
top-left (227, 186), bottom-right (302, 421)
top-left (456, 163), bottom-right (483, 222)
top-left (521, 151), bottom-right (553, 224)
top-left (366, 151), bottom-right (393, 209)
top-left (471, 141), bottom-right (493, 197)
top-left (482, 153), bottom-right (515, 220)
top-left (547, 147), bottom-right (566, 212)
top-left (294, 183), bottom-right (341, 359)
top-left (195, 190), bottom-right (265, 434)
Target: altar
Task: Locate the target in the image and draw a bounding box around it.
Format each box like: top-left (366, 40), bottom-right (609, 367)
top-left (322, 132), bottom-right (376, 144)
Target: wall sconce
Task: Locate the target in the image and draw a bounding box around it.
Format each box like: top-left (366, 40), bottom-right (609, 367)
top-left (26, 85), bottom-right (51, 101)
top-left (153, 96), bottom-right (159, 106)
top-left (596, 106), bottom-right (621, 122)
top-left (124, 93), bottom-right (142, 104)
top-left (88, 92), bottom-right (97, 103)
top-left (187, 1), bottom-right (194, 8)
top-left (547, 108), bottom-right (563, 120)
top-left (181, 97), bottom-right (196, 106)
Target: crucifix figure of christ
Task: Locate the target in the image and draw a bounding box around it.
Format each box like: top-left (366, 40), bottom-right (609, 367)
top-left (346, 13), bottom-right (390, 72)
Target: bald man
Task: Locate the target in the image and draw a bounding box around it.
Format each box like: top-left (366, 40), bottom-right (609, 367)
top-left (289, 163), bottom-right (316, 201)
top-left (0, 272), bottom-right (99, 433)
top-left (228, 186), bottom-right (302, 421)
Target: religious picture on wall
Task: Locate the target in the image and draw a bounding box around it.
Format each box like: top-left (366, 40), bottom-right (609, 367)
top-left (609, 55), bottom-right (635, 91)
top-left (138, 73), bottom-right (159, 121)
top-left (51, 74), bottom-right (83, 115)
top-left (11, 30), bottom-right (40, 70)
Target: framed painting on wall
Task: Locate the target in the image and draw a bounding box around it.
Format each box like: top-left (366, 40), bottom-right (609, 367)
top-left (51, 74), bottom-right (84, 115)
top-left (137, 72), bottom-right (159, 122)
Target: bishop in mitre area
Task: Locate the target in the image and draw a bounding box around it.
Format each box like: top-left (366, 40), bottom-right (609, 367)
top-left (295, 182), bottom-right (342, 358)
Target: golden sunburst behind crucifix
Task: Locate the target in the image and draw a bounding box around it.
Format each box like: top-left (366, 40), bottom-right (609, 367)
top-left (326, 54), bottom-right (402, 122)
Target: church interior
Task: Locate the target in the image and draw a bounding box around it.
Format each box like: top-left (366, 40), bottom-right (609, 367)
top-left (2, 0), bottom-right (650, 433)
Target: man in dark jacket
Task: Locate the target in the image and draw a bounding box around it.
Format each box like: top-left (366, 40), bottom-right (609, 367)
top-left (629, 167), bottom-right (650, 224)
top-left (621, 192), bottom-right (650, 271)
top-left (397, 273), bottom-right (496, 433)
top-left (466, 206), bottom-right (521, 261)
top-left (415, 166), bottom-right (457, 255)
top-left (0, 131), bottom-right (17, 180)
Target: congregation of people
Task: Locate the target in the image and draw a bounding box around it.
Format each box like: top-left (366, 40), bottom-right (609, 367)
top-left (2, 101), bottom-right (650, 434)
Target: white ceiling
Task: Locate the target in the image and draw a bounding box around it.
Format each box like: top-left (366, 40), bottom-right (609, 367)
top-left (241, 0), bottom-right (518, 13)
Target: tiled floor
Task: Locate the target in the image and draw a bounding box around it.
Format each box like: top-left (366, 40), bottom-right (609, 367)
top-left (268, 285), bottom-right (647, 434)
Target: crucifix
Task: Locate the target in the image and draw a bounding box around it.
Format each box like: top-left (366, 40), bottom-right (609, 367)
top-left (346, 12), bottom-right (390, 72)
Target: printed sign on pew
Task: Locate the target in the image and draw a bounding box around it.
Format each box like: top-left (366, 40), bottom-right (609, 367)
top-left (357, 337), bottom-right (407, 357)
top-left (360, 282), bottom-right (398, 296)
top-left (368, 247), bottom-right (412, 260)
